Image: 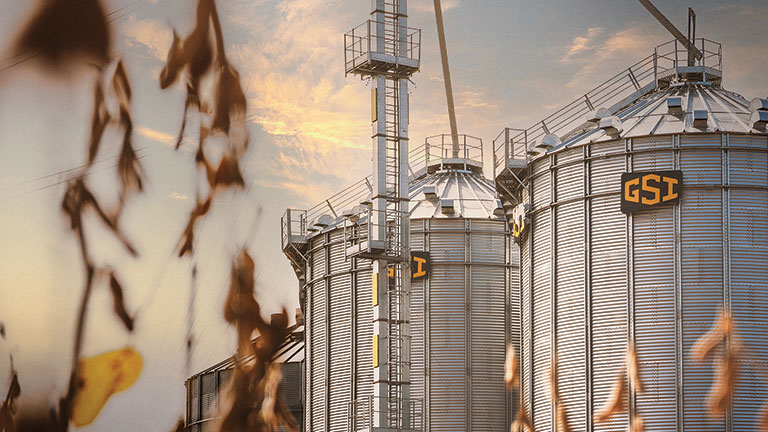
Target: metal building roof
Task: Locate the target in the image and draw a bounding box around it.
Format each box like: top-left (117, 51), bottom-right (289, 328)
top-left (555, 84), bottom-right (763, 150)
top-left (408, 169), bottom-right (501, 219)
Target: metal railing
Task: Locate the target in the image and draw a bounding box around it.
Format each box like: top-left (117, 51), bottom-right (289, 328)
top-left (344, 20), bottom-right (421, 76)
top-left (410, 134), bottom-right (483, 172)
top-left (492, 38), bottom-right (723, 178)
top-left (342, 207), bottom-right (408, 260)
top-left (280, 208), bottom-right (307, 250)
top-left (654, 38), bottom-right (722, 81)
top-left (348, 395), bottom-right (424, 432)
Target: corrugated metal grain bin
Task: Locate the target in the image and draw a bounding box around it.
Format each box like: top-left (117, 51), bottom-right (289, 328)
top-left (285, 141), bottom-right (520, 431)
top-left (495, 40), bottom-right (768, 431)
top-left (185, 327), bottom-right (304, 431)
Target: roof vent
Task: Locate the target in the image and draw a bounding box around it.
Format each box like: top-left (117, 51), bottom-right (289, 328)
top-left (307, 220), bottom-right (319, 232)
top-left (693, 110), bottom-right (708, 128)
top-left (527, 141), bottom-right (541, 156)
top-left (314, 214), bottom-right (334, 228)
top-left (440, 199), bottom-right (455, 214)
top-left (360, 193), bottom-right (372, 206)
top-left (538, 134), bottom-right (561, 150)
top-left (667, 96), bottom-right (684, 115)
top-left (342, 208), bottom-right (360, 222)
top-left (423, 185), bottom-right (438, 199)
top-left (586, 107), bottom-right (611, 123)
top-left (749, 98), bottom-right (768, 112)
top-left (494, 199), bottom-right (505, 217)
top-left (599, 116), bottom-right (623, 137)
top-left (752, 110), bottom-right (768, 130)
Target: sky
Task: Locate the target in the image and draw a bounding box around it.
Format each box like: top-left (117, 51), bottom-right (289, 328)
top-left (0, 0), bottom-right (767, 430)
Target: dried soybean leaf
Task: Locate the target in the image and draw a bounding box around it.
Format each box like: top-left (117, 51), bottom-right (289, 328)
top-left (214, 151), bottom-right (245, 189)
top-left (177, 196), bottom-right (212, 257)
top-left (693, 311), bottom-right (729, 361)
top-left (595, 368), bottom-right (626, 423)
top-left (211, 62), bottom-right (247, 135)
top-left (555, 405), bottom-right (572, 432)
top-left (183, 0), bottom-right (213, 90)
top-left (87, 80), bottom-right (110, 165)
top-left (71, 347), bottom-right (142, 427)
top-left (511, 405), bottom-right (534, 432)
top-left (108, 272), bottom-right (134, 332)
top-left (170, 417), bottom-right (185, 432)
top-left (627, 342), bottom-right (643, 394)
top-left (709, 352), bottom-right (739, 417)
top-left (505, 344), bottom-right (519, 389)
top-left (79, 182), bottom-right (137, 256)
top-left (160, 30), bottom-right (184, 89)
top-left (111, 60), bottom-right (132, 110)
top-left (0, 371), bottom-right (20, 432)
top-left (0, 323), bottom-right (5, 339)
top-left (14, 0), bottom-right (110, 70)
top-left (630, 416), bottom-right (645, 432)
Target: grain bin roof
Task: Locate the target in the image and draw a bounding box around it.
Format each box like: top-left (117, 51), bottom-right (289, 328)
top-left (555, 84), bottom-right (763, 151)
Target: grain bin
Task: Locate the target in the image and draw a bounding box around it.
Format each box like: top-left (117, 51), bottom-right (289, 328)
top-left (282, 136), bottom-right (520, 431)
top-left (184, 324), bottom-right (305, 431)
top-left (495, 39), bottom-right (768, 431)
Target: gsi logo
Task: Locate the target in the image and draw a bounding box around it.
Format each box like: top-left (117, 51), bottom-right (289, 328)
top-left (621, 171), bottom-right (683, 214)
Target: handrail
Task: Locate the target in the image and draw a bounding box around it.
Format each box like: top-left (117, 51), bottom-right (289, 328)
top-left (492, 38), bottom-right (722, 178)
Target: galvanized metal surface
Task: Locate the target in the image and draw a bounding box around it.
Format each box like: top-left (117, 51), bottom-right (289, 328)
top-left (300, 169), bottom-right (519, 432)
top-left (517, 127), bottom-right (768, 431)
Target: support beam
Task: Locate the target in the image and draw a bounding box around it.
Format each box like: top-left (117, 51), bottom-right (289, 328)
top-left (638, 0), bottom-right (702, 64)
top-left (433, 0), bottom-right (460, 158)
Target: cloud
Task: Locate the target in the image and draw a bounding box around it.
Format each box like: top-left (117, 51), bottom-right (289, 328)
top-left (561, 27), bottom-right (603, 63)
top-left (121, 16), bottom-right (171, 61)
top-left (410, 0), bottom-right (459, 13)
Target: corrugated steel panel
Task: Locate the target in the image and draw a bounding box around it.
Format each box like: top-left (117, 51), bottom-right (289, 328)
top-left (730, 189), bottom-right (768, 431)
top-left (329, 270), bottom-right (352, 431)
top-left (429, 264), bottom-right (467, 431)
top-left (590, 194), bottom-right (627, 432)
top-left (589, 142), bottom-right (625, 195)
top-left (190, 376), bottom-right (199, 423)
top-left (729, 149), bottom-right (768, 187)
top-left (633, 136), bottom-right (673, 151)
top-left (680, 150), bottom-right (722, 185)
top-left (470, 265), bottom-right (506, 432)
top-left (729, 134), bottom-right (768, 149)
top-left (469, 222), bottom-right (505, 265)
top-left (354, 264), bottom-right (373, 402)
top-left (632, 149), bottom-right (674, 171)
top-left (680, 134), bottom-right (722, 148)
top-left (531, 209), bottom-right (552, 432)
top-left (201, 373), bottom-right (215, 419)
top-left (532, 164), bottom-right (551, 210)
top-left (679, 189), bottom-right (723, 431)
top-left (554, 202), bottom-right (586, 430)
top-left (310, 261), bottom-right (327, 431)
top-left (555, 160), bottom-right (583, 202)
top-left (520, 233), bottom-right (532, 416)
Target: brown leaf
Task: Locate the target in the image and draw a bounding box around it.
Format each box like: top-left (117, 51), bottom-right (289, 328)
top-left (183, 0), bottom-right (213, 90)
top-left (709, 352), bottom-right (739, 417)
top-left (0, 369), bottom-right (21, 432)
top-left (505, 344), bottom-right (519, 389)
top-left (108, 272), bottom-right (134, 332)
top-left (214, 151), bottom-right (245, 189)
top-left (177, 196), bottom-right (212, 257)
top-left (549, 358), bottom-right (572, 432)
top-left (211, 62), bottom-right (247, 135)
top-left (627, 342), bottom-right (643, 394)
top-left (0, 323), bottom-right (5, 339)
top-left (87, 81), bottom-right (110, 165)
top-left (595, 368), bottom-right (626, 423)
top-left (693, 311), bottom-right (730, 361)
top-left (174, 86), bottom-right (199, 150)
top-left (630, 416), bottom-right (645, 432)
top-left (170, 417), bottom-right (185, 432)
top-left (61, 179), bottom-right (138, 256)
top-left (555, 405), bottom-right (572, 432)
top-left (159, 30), bottom-right (184, 89)
top-left (14, 0), bottom-right (110, 70)
top-left (511, 405), bottom-right (534, 432)
top-left (111, 60), bottom-right (132, 110)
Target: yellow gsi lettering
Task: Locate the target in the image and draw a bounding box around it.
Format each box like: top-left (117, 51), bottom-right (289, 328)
top-left (663, 176), bottom-right (679, 202)
top-left (625, 177), bottom-right (640, 203)
top-left (641, 174), bottom-right (661, 205)
top-left (412, 256), bottom-right (427, 278)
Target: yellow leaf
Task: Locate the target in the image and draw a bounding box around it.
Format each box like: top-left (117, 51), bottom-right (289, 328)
top-left (71, 347), bottom-right (142, 427)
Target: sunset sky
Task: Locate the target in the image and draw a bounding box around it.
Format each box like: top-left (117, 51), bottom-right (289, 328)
top-left (0, 0), bottom-right (767, 430)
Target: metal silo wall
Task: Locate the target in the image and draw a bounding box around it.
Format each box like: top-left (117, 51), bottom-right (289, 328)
top-left (303, 211), bottom-right (517, 431)
top-left (520, 133), bottom-right (768, 432)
